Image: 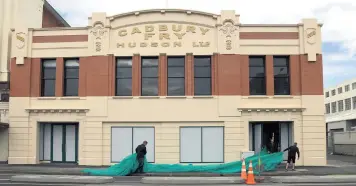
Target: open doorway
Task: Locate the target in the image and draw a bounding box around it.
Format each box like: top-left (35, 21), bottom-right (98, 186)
top-left (249, 122), bottom-right (293, 160)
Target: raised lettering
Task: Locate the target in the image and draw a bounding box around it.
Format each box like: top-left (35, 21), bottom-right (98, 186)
top-left (145, 25), bottom-right (154, 32)
top-left (159, 25), bottom-right (168, 31)
top-left (172, 24), bottom-right (182, 32)
top-left (193, 42), bottom-right (199, 47)
top-left (200, 27), bottom-right (209, 35)
top-left (118, 30), bottom-right (127, 36)
top-left (174, 42), bottom-right (182, 47)
top-left (128, 42), bottom-right (136, 48)
top-left (151, 42), bottom-right (158, 47)
top-left (161, 42), bottom-right (170, 47)
top-left (144, 33), bottom-right (155, 40)
top-left (131, 27), bottom-right (141, 35)
top-left (186, 26), bottom-right (196, 33)
top-left (140, 43), bottom-right (147, 47)
top-left (117, 43), bottom-right (125, 48)
top-left (159, 33), bottom-right (170, 40)
top-left (174, 33), bottom-right (186, 40)
top-left (199, 42), bottom-right (210, 47)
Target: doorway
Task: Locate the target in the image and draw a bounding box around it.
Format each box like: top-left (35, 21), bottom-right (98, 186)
top-left (39, 123), bottom-right (78, 163)
top-left (249, 122), bottom-right (293, 160)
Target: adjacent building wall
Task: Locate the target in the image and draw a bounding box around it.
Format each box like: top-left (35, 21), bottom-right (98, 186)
top-left (332, 131), bottom-right (356, 156)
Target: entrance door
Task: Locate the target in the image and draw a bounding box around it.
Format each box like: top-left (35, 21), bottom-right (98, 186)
top-left (253, 124), bottom-right (263, 154)
top-left (51, 124), bottom-right (78, 163)
top-left (280, 122), bottom-right (293, 160)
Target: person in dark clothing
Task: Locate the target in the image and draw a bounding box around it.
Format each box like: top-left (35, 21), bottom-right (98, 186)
top-left (283, 142), bottom-right (300, 171)
top-left (135, 141), bottom-right (148, 173)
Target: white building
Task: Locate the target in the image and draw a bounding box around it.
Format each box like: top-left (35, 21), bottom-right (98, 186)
top-left (325, 78), bottom-right (356, 132)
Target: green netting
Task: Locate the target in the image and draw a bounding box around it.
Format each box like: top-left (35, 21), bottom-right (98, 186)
top-left (82, 148), bottom-right (284, 176)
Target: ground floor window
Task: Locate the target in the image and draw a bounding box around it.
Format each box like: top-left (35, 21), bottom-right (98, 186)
top-left (111, 127), bottom-right (155, 163)
top-left (180, 127), bottom-right (224, 163)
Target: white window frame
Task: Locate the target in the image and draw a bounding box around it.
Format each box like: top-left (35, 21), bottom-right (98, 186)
top-left (180, 126), bottom-right (224, 163)
top-left (111, 127), bottom-right (155, 163)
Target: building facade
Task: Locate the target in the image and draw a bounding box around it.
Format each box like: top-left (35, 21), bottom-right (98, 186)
top-left (0, 0), bottom-right (68, 162)
top-left (325, 78), bottom-right (356, 132)
top-left (9, 9), bottom-right (325, 166)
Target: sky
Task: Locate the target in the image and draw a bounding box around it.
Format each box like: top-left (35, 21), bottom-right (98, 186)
top-left (47, 0), bottom-right (356, 89)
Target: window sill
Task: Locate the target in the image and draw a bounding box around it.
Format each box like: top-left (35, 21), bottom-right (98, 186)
top-left (193, 96), bottom-right (214, 99)
top-left (273, 95), bottom-right (294, 99)
top-left (112, 96), bottom-right (133, 99)
top-left (37, 97), bottom-right (56, 100)
top-left (139, 96), bottom-right (160, 99)
top-left (59, 97), bottom-right (82, 100)
top-left (165, 96), bottom-right (187, 99)
top-left (245, 96), bottom-right (269, 99)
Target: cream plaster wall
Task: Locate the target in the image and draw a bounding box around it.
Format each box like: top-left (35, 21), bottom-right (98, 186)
top-left (8, 95), bottom-right (326, 166)
top-left (0, 0), bottom-right (45, 81)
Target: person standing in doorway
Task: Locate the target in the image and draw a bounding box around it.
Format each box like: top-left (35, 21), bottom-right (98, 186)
top-left (135, 141), bottom-right (148, 173)
top-left (283, 142), bottom-right (300, 171)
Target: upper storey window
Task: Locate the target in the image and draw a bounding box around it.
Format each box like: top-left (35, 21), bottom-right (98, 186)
top-left (194, 56), bottom-right (211, 96)
top-left (249, 56), bottom-right (266, 95)
top-left (116, 58), bottom-right (133, 96)
top-left (63, 59), bottom-right (79, 96)
top-left (273, 56), bottom-right (290, 95)
top-left (41, 59), bottom-right (56, 97)
top-left (167, 57), bottom-right (185, 96)
top-left (141, 57), bottom-right (159, 96)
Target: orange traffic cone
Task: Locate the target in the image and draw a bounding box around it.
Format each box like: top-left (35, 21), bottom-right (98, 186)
top-left (246, 160), bottom-right (256, 185)
top-left (240, 158), bottom-right (247, 180)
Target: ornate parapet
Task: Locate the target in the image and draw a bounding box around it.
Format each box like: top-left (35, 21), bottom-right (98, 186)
top-left (216, 10), bottom-right (240, 54)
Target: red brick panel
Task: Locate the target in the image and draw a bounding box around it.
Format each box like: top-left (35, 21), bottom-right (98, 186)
top-left (10, 58), bottom-right (31, 97)
top-left (216, 54), bottom-right (241, 95)
top-left (240, 32), bottom-right (299, 39)
top-left (33, 35), bottom-right (88, 43)
top-left (55, 58), bottom-right (64, 97)
top-left (78, 57), bottom-right (87, 97)
top-left (159, 54), bottom-right (167, 96)
top-left (84, 56), bottom-right (110, 96)
top-left (30, 58), bottom-right (41, 97)
top-left (132, 54), bottom-right (141, 96)
top-left (108, 55), bottom-right (115, 97)
top-left (300, 54), bottom-right (324, 95)
top-left (185, 53), bottom-right (194, 96)
top-left (240, 55), bottom-right (250, 96)
top-left (211, 54), bottom-right (218, 95)
top-left (290, 55), bottom-right (301, 95)
top-left (266, 55), bottom-right (274, 96)
top-left (42, 6), bottom-right (66, 28)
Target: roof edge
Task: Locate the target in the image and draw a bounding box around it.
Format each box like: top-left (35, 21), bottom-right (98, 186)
top-left (44, 0), bottom-right (70, 27)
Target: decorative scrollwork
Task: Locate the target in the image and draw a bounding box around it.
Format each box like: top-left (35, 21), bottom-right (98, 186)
top-left (90, 22), bottom-right (107, 52)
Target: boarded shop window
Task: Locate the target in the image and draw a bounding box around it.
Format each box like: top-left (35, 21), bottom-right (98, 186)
top-left (194, 56), bottom-right (211, 96)
top-left (273, 56), bottom-right (290, 95)
top-left (325, 103), bottom-right (331, 114)
top-left (111, 127), bottom-right (155, 163)
top-left (249, 56), bottom-right (266, 95)
top-left (167, 57), bottom-right (185, 96)
top-left (331, 102), bottom-right (337, 113)
top-left (180, 127), bottom-right (224, 163)
top-left (64, 59), bottom-right (79, 96)
top-left (345, 98), bottom-right (352, 110)
top-left (141, 57), bottom-right (159, 96)
top-left (338, 100), bottom-right (344, 112)
top-left (41, 59), bottom-right (56, 97)
top-left (116, 58), bottom-right (132, 96)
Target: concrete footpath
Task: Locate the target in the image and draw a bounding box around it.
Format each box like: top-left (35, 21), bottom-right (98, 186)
top-left (270, 175), bottom-right (356, 183)
top-left (10, 174), bottom-right (114, 184)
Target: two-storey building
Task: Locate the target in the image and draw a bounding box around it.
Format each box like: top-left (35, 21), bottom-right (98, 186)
top-left (8, 9), bottom-right (325, 166)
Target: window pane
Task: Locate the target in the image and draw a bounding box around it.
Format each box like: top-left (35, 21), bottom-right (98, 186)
top-left (249, 77), bottom-right (265, 95)
top-left (194, 57), bottom-right (211, 67)
top-left (142, 78), bottom-right (158, 96)
top-left (117, 58), bottom-right (132, 67)
top-left (194, 78), bottom-right (211, 95)
top-left (273, 57), bottom-right (288, 66)
top-left (111, 128), bottom-right (133, 162)
top-left (116, 68), bottom-right (132, 78)
top-left (168, 67), bottom-right (184, 78)
top-left (43, 60), bottom-right (56, 67)
top-left (249, 67), bottom-right (265, 77)
top-left (65, 59), bottom-right (79, 67)
top-left (167, 78), bottom-right (185, 96)
top-left (168, 57), bottom-right (185, 67)
top-left (65, 68), bottom-right (79, 78)
top-left (133, 128), bottom-right (155, 163)
top-left (142, 67), bottom-right (158, 78)
top-left (42, 79), bottom-right (55, 96)
top-left (142, 58), bottom-right (158, 67)
top-left (202, 127), bottom-right (224, 163)
top-left (116, 79), bottom-right (132, 96)
top-left (64, 79), bottom-right (78, 96)
top-left (249, 57), bottom-right (265, 66)
top-left (43, 68), bottom-right (56, 79)
top-left (273, 66), bottom-right (288, 77)
top-left (180, 127), bottom-right (202, 163)
top-left (274, 77), bottom-right (290, 95)
top-left (194, 66), bottom-right (211, 78)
